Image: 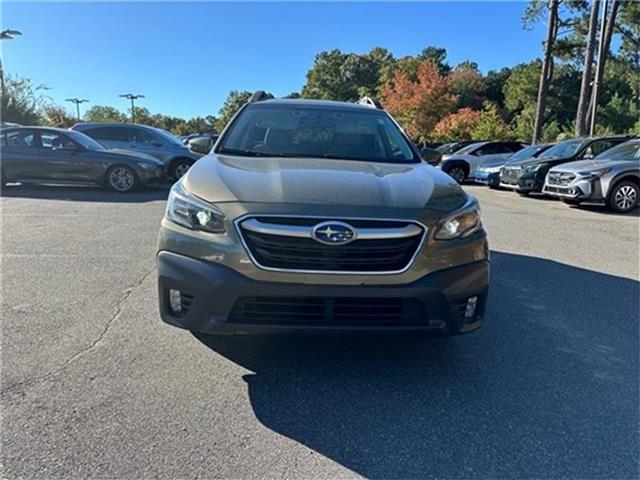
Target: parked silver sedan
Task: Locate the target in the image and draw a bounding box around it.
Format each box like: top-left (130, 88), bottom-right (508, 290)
top-left (543, 139), bottom-right (640, 213)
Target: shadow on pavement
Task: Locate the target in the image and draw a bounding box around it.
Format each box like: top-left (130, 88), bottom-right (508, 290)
top-left (193, 251), bottom-right (639, 479)
top-left (0, 184), bottom-right (171, 203)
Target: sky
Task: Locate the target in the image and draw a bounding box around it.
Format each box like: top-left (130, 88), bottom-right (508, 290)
top-left (3, 1), bottom-right (546, 120)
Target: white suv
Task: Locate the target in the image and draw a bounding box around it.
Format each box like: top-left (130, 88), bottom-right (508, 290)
top-left (440, 141), bottom-right (527, 183)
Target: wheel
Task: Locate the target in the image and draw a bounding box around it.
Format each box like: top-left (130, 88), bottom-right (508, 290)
top-left (607, 181), bottom-right (639, 213)
top-left (443, 165), bottom-right (466, 184)
top-left (171, 159), bottom-right (193, 179)
top-left (106, 165), bottom-right (138, 193)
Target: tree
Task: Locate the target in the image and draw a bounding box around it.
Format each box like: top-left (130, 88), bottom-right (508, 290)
top-left (84, 105), bottom-right (128, 123)
top-left (448, 63), bottom-right (486, 110)
top-left (471, 102), bottom-right (512, 140)
top-left (417, 46), bottom-right (451, 75)
top-left (382, 61), bottom-right (457, 141)
top-left (575, 0), bottom-right (600, 136)
top-left (432, 108), bottom-right (481, 142)
top-left (41, 104), bottom-right (75, 128)
top-left (485, 67), bottom-right (512, 110)
top-left (215, 90), bottom-right (252, 132)
top-left (0, 75), bottom-right (44, 125)
top-left (532, 0), bottom-right (560, 143)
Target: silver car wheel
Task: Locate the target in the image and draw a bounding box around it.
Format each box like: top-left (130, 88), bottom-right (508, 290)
top-left (448, 167), bottom-right (466, 184)
top-left (108, 167), bottom-right (135, 192)
top-left (174, 162), bottom-right (191, 179)
top-left (615, 185), bottom-right (637, 210)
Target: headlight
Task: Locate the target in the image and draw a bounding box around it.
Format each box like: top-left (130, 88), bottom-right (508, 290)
top-left (435, 198), bottom-right (482, 240)
top-left (165, 181), bottom-right (226, 233)
top-left (577, 167), bottom-right (612, 179)
top-left (524, 164), bottom-right (543, 174)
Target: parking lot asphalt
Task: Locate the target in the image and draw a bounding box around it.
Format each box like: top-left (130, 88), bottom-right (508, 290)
top-left (1, 184), bottom-right (638, 479)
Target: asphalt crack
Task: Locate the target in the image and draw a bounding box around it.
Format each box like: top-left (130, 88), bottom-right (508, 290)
top-left (1, 266), bottom-right (156, 397)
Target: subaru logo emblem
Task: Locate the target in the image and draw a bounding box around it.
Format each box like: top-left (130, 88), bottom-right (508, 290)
top-left (311, 221), bottom-right (357, 245)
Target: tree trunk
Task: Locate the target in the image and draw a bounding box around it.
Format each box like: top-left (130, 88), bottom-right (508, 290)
top-left (589, 0), bottom-right (620, 135)
top-left (575, 0), bottom-right (600, 137)
top-left (532, 0), bottom-right (559, 144)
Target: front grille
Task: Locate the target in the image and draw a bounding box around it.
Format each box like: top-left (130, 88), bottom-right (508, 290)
top-left (238, 217), bottom-right (424, 273)
top-left (547, 172), bottom-right (576, 186)
top-left (228, 296), bottom-right (427, 326)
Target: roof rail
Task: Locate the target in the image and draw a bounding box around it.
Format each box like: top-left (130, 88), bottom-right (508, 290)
top-left (248, 91), bottom-right (272, 103)
top-left (357, 96), bottom-right (383, 109)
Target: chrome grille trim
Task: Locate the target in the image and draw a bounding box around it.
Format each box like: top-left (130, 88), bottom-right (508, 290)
top-left (234, 214), bottom-right (428, 275)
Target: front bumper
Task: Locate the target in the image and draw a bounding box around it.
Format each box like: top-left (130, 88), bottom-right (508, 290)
top-left (543, 177), bottom-right (603, 201)
top-left (157, 251), bottom-right (490, 336)
top-left (474, 171), bottom-right (500, 186)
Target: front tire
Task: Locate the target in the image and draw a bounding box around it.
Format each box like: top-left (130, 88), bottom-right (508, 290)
top-left (607, 181), bottom-right (639, 213)
top-left (443, 165), bottom-right (467, 184)
top-left (106, 165), bottom-right (138, 193)
top-left (171, 159), bottom-right (193, 180)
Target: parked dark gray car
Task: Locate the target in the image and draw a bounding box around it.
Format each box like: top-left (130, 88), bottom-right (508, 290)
top-left (71, 122), bottom-right (202, 179)
top-left (1, 127), bottom-right (165, 192)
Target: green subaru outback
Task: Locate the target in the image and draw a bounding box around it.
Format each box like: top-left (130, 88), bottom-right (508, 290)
top-left (156, 93), bottom-right (489, 335)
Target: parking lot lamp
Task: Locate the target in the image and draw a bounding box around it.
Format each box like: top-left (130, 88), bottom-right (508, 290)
top-left (119, 93), bottom-right (145, 123)
top-left (65, 98), bottom-right (89, 122)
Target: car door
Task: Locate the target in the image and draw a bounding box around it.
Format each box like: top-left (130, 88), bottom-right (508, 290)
top-left (0, 129), bottom-right (43, 181)
top-left (469, 143), bottom-right (504, 174)
top-left (127, 127), bottom-right (165, 160)
top-left (36, 131), bottom-right (95, 182)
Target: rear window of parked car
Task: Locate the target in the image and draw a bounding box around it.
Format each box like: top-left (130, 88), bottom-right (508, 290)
top-left (83, 126), bottom-right (129, 142)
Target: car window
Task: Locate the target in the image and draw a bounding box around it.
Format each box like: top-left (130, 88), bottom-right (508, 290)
top-left (218, 104), bottom-right (417, 163)
top-left (583, 140), bottom-right (616, 159)
top-left (84, 126), bottom-right (129, 142)
top-left (40, 132), bottom-right (77, 150)
top-left (509, 144), bottom-right (547, 161)
top-left (1, 130), bottom-right (35, 148)
top-left (594, 140), bottom-right (640, 160)
top-left (130, 127), bottom-right (158, 145)
top-left (539, 139), bottom-right (588, 159)
top-left (476, 144), bottom-right (503, 155)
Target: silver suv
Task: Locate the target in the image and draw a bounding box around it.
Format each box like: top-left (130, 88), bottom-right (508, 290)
top-left (543, 139), bottom-right (640, 213)
top-left (156, 94), bottom-right (489, 336)
top-left (71, 122), bottom-right (202, 179)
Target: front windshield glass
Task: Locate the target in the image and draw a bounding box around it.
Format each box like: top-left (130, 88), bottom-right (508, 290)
top-left (436, 142), bottom-right (456, 154)
top-left (151, 127), bottom-right (184, 147)
top-left (510, 144), bottom-right (547, 162)
top-left (594, 140), bottom-right (640, 160)
top-left (539, 139), bottom-right (587, 159)
top-left (68, 131), bottom-right (107, 151)
top-left (218, 103), bottom-right (417, 163)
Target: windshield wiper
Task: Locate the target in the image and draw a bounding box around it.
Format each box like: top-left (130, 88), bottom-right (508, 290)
top-left (217, 148), bottom-right (267, 157)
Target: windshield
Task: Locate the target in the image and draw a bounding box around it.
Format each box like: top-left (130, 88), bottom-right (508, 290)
top-left (151, 127), bottom-right (184, 147)
top-left (539, 139), bottom-right (587, 159)
top-left (510, 144), bottom-right (548, 162)
top-left (68, 130), bottom-right (107, 151)
top-left (217, 103), bottom-right (418, 163)
top-left (594, 140), bottom-right (640, 160)
top-left (436, 142), bottom-right (457, 154)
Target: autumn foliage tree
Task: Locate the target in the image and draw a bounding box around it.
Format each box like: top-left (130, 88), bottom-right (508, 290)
top-left (381, 61), bottom-right (457, 141)
top-left (432, 108), bottom-right (481, 142)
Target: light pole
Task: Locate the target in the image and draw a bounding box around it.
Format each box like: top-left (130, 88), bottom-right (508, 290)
top-left (65, 98), bottom-right (89, 122)
top-left (0, 29), bottom-right (22, 116)
top-left (119, 93), bottom-right (144, 123)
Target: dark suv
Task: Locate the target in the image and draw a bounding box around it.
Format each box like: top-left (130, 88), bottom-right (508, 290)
top-left (71, 122), bottom-right (202, 179)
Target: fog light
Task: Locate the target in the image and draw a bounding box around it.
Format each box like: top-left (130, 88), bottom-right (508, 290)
top-left (169, 289), bottom-right (182, 314)
top-left (569, 188), bottom-right (577, 195)
top-left (464, 296), bottom-right (478, 319)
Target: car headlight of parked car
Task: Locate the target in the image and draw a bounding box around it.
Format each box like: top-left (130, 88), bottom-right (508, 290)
top-left (165, 181), bottom-right (226, 233)
top-left (524, 164), bottom-right (544, 174)
top-left (435, 198), bottom-right (482, 240)
top-left (577, 167), bottom-right (612, 180)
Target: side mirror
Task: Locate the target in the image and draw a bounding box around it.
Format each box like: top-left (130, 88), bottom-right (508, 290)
top-left (420, 147), bottom-right (442, 165)
top-left (188, 137), bottom-right (213, 155)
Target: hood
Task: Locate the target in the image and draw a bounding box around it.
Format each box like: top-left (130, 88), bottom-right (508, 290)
top-left (107, 148), bottom-right (164, 165)
top-left (549, 159), bottom-right (631, 174)
top-left (183, 154), bottom-right (467, 212)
